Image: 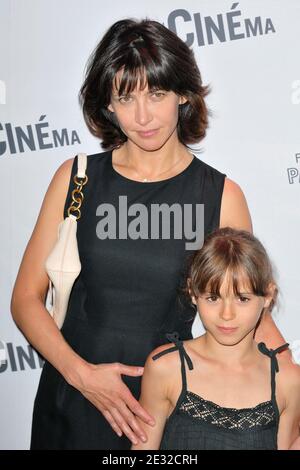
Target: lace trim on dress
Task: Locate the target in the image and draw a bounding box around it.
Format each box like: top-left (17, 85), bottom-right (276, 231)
top-left (178, 391), bottom-right (276, 430)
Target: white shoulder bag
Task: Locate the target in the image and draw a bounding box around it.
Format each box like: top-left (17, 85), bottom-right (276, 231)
top-left (45, 153), bottom-right (88, 329)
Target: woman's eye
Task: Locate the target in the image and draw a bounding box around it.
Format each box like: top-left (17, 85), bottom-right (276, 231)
top-left (118, 91), bottom-right (166, 103)
top-left (149, 90), bottom-right (166, 99)
top-left (119, 95), bottom-right (131, 103)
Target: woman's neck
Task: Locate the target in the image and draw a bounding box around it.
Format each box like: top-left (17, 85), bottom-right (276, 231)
top-left (115, 136), bottom-right (191, 175)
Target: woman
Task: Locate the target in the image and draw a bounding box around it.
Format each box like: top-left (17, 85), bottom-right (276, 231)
top-left (10, 18), bottom-right (289, 450)
top-left (131, 228), bottom-right (300, 450)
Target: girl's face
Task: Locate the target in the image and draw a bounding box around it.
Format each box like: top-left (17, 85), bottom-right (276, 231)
top-left (108, 69), bottom-right (187, 151)
top-left (191, 271), bottom-right (274, 346)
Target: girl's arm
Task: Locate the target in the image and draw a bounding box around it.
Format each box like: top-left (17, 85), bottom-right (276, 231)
top-left (131, 344), bottom-right (174, 450)
top-left (277, 364), bottom-right (300, 450)
top-left (289, 435), bottom-right (300, 450)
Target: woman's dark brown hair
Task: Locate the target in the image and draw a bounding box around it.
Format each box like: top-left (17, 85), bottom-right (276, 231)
top-left (78, 18), bottom-right (210, 150)
top-left (182, 227), bottom-right (278, 312)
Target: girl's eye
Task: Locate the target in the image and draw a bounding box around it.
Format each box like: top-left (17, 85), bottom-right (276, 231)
top-left (238, 296), bottom-right (250, 303)
top-left (206, 295), bottom-right (219, 302)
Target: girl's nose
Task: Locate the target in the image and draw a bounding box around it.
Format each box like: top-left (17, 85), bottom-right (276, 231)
top-left (219, 300), bottom-right (236, 321)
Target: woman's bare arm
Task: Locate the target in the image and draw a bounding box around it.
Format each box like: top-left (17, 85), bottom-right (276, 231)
top-left (10, 158), bottom-right (154, 444)
top-left (219, 178), bottom-right (292, 360)
top-left (219, 178), bottom-right (253, 233)
top-left (10, 157), bottom-right (88, 385)
top-left (254, 311), bottom-right (292, 358)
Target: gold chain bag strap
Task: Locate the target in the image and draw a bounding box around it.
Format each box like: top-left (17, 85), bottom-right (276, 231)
top-left (45, 153), bottom-right (88, 329)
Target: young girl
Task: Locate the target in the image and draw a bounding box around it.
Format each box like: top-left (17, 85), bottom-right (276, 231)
top-left (131, 227), bottom-right (300, 450)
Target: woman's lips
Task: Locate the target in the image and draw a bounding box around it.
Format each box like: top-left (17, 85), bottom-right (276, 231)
top-left (137, 129), bottom-right (159, 137)
top-left (217, 326), bottom-right (238, 334)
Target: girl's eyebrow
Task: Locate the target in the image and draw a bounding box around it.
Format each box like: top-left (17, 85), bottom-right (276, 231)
top-left (201, 292), bottom-right (219, 295)
top-left (201, 291), bottom-right (254, 295)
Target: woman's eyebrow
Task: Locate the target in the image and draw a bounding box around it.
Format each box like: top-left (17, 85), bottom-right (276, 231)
top-left (113, 87), bottom-right (162, 97)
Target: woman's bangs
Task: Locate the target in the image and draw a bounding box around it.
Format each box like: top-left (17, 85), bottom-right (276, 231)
top-left (113, 56), bottom-right (173, 97)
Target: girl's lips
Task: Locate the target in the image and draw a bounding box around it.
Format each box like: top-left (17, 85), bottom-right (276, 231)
top-left (217, 326), bottom-right (238, 334)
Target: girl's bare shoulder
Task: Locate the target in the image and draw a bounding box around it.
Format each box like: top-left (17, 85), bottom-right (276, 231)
top-left (277, 357), bottom-right (300, 407)
top-left (140, 342), bottom-right (184, 406)
top-left (145, 342), bottom-right (182, 377)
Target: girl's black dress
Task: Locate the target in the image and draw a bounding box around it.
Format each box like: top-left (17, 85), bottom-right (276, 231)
top-left (30, 150), bottom-right (226, 449)
top-left (153, 332), bottom-right (289, 450)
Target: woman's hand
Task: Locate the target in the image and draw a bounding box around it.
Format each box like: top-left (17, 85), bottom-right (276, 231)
top-left (72, 361), bottom-right (156, 445)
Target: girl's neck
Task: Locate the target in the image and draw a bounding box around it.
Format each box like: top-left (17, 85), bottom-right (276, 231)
top-left (197, 332), bottom-right (260, 369)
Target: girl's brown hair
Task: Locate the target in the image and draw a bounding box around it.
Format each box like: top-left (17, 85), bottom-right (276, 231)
top-left (79, 18), bottom-right (210, 151)
top-left (182, 227), bottom-right (277, 311)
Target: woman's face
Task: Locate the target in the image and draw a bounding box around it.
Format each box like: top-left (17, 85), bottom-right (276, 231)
top-left (108, 69), bottom-right (187, 151)
top-left (191, 272), bottom-right (274, 347)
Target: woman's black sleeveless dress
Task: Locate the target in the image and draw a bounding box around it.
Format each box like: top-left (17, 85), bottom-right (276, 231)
top-left (30, 149), bottom-right (226, 449)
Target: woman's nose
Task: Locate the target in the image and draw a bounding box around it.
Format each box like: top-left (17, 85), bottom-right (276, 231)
top-left (135, 99), bottom-right (153, 126)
